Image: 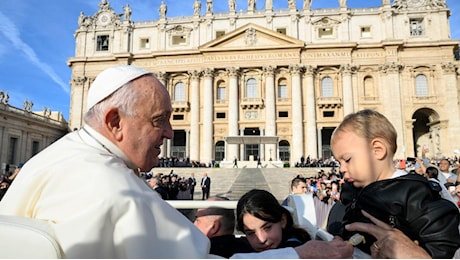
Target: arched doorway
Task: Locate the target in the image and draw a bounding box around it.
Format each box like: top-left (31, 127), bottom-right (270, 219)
top-left (215, 141), bottom-right (225, 161)
top-left (279, 140), bottom-right (290, 162)
top-left (412, 108), bottom-right (440, 157)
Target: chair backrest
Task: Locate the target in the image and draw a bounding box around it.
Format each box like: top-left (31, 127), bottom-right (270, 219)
top-left (0, 215), bottom-right (63, 258)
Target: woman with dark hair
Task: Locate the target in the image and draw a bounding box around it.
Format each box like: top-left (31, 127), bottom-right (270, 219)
top-left (236, 189), bottom-right (311, 252)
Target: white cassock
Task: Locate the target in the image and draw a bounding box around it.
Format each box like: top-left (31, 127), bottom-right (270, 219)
top-left (0, 126), bottom-right (298, 259)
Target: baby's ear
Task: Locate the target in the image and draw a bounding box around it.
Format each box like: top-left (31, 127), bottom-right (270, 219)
top-left (371, 138), bottom-right (388, 160)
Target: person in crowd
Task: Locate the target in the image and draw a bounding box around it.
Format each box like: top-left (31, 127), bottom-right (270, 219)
top-left (201, 172), bottom-right (211, 200)
top-left (424, 166), bottom-right (458, 205)
top-left (437, 158), bottom-right (458, 185)
top-left (281, 176), bottom-right (308, 206)
top-left (194, 196), bottom-right (254, 257)
top-left (330, 109), bottom-right (460, 258)
top-left (236, 189), bottom-right (311, 252)
top-left (233, 157), bottom-right (238, 168)
top-left (0, 65), bottom-right (353, 258)
top-left (168, 173), bottom-right (179, 200)
top-left (188, 172), bottom-right (197, 200)
top-left (148, 176), bottom-right (168, 200)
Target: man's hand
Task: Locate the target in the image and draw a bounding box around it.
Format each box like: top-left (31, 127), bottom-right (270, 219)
top-left (294, 237), bottom-right (353, 258)
top-left (345, 210), bottom-right (431, 259)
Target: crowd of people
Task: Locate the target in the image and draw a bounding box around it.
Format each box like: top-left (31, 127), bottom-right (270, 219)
top-left (0, 65), bottom-right (458, 258)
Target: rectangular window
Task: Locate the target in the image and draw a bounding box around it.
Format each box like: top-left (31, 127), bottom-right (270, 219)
top-left (215, 31), bottom-right (225, 39)
top-left (278, 111), bottom-right (289, 118)
top-left (140, 38), bottom-right (150, 49)
top-left (319, 28), bottom-right (333, 38)
top-left (323, 111), bottom-right (335, 117)
top-left (410, 19), bottom-right (424, 36)
top-left (32, 141), bottom-right (40, 156)
top-left (172, 35), bottom-right (187, 45)
top-left (216, 112), bottom-right (226, 119)
top-left (278, 85), bottom-right (287, 98)
top-left (276, 28), bottom-right (287, 35)
top-left (217, 87), bottom-right (226, 101)
top-left (173, 114), bottom-right (184, 120)
top-left (96, 35), bottom-right (110, 51)
top-left (8, 137), bottom-right (18, 164)
top-left (361, 27), bottom-right (371, 38)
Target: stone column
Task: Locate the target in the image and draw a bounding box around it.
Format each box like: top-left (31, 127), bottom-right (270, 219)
top-left (263, 65), bottom-right (276, 161)
top-left (227, 67), bottom-right (240, 160)
top-left (441, 62), bottom-right (460, 154)
top-left (166, 139), bottom-right (171, 158)
top-left (185, 129), bottom-right (190, 159)
top-left (157, 72), bottom-right (169, 158)
top-left (380, 62), bottom-right (405, 159)
top-left (202, 68), bottom-right (214, 164)
top-left (317, 127), bottom-right (322, 159)
top-left (240, 128), bottom-right (245, 160)
top-left (289, 64), bottom-right (304, 166)
top-left (341, 64), bottom-right (355, 116)
top-left (260, 128), bottom-right (265, 161)
top-left (304, 66), bottom-right (318, 158)
top-left (189, 70), bottom-right (201, 162)
top-left (70, 76), bottom-right (87, 130)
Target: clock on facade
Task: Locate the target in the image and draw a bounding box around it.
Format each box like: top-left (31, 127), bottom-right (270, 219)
top-left (97, 12), bottom-right (111, 26)
top-left (408, 0), bottom-right (425, 7)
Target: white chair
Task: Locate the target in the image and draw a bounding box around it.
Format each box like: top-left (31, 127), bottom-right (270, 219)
top-left (0, 215), bottom-right (63, 258)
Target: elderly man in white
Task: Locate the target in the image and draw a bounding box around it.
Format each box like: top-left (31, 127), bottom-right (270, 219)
top-left (0, 65), bottom-right (352, 258)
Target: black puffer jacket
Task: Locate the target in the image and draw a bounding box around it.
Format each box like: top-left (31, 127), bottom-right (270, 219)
top-left (340, 174), bottom-right (460, 259)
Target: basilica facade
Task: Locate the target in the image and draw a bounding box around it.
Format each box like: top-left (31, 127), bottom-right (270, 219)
top-left (68, 0), bottom-right (460, 166)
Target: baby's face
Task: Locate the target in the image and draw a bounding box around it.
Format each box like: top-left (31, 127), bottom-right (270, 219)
top-left (331, 131), bottom-right (376, 188)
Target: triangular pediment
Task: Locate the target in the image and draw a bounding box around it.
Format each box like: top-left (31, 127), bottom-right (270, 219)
top-left (200, 23), bottom-right (304, 51)
top-left (311, 17), bottom-right (342, 26)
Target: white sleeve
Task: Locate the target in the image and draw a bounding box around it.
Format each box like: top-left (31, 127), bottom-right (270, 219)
top-left (230, 247), bottom-right (299, 259)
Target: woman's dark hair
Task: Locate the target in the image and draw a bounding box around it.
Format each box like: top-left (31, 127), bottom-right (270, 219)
top-left (425, 166), bottom-right (439, 180)
top-left (236, 189), bottom-right (310, 245)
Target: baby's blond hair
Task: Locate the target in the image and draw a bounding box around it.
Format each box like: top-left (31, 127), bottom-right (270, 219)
top-left (331, 109), bottom-right (397, 155)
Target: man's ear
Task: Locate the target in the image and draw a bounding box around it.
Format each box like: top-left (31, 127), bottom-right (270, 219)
top-left (208, 219), bottom-right (221, 237)
top-left (371, 138), bottom-right (387, 160)
top-left (105, 108), bottom-right (123, 141)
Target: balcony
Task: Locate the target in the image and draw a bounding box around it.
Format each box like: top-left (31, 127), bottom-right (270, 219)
top-left (316, 97), bottom-right (342, 109)
top-left (240, 98), bottom-right (264, 109)
top-left (172, 101), bottom-right (190, 112)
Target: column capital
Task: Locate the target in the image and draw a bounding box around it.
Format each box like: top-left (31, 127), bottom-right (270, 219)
top-left (304, 65), bottom-right (317, 76)
top-left (263, 65), bottom-right (276, 76)
top-left (71, 76), bottom-right (87, 86)
top-left (226, 67), bottom-right (240, 77)
top-left (441, 62), bottom-right (458, 74)
top-left (289, 64), bottom-right (304, 75)
top-left (379, 62), bottom-right (403, 73)
top-left (155, 71), bottom-right (169, 82)
top-left (340, 64), bottom-right (358, 75)
top-left (203, 68), bottom-right (215, 78)
top-left (188, 70), bottom-right (202, 80)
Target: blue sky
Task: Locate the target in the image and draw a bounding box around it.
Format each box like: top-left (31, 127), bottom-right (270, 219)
top-left (0, 0), bottom-right (459, 121)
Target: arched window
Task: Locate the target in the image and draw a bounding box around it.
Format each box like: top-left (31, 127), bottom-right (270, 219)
top-left (246, 78), bottom-right (257, 98)
top-left (321, 77), bottom-right (333, 97)
top-left (279, 140), bottom-right (290, 162)
top-left (174, 82), bottom-right (185, 101)
top-left (215, 141), bottom-right (225, 161)
top-left (363, 76), bottom-right (374, 97)
top-left (216, 81), bottom-right (226, 101)
top-left (415, 74), bottom-right (428, 97)
top-left (277, 78), bottom-right (287, 99)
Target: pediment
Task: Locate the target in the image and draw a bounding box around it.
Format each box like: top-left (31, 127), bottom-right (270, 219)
top-left (200, 23), bottom-right (304, 51)
top-left (165, 25), bottom-right (193, 34)
top-left (311, 17), bottom-right (342, 26)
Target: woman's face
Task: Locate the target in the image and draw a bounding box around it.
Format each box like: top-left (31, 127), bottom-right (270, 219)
top-left (242, 213), bottom-right (287, 252)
